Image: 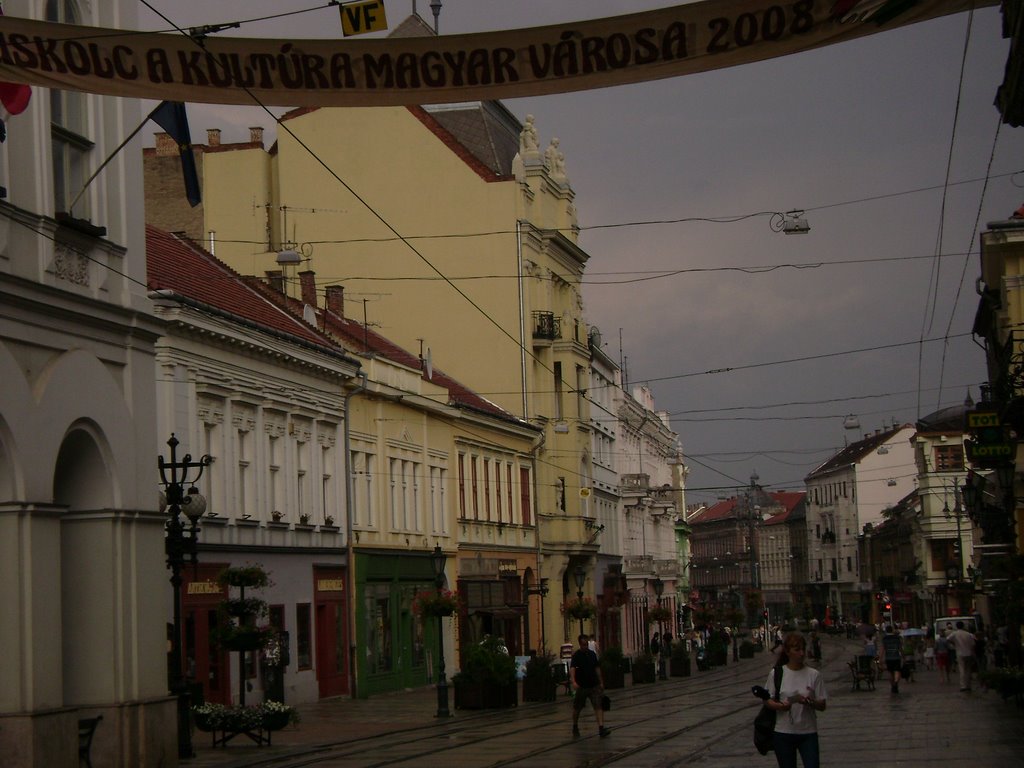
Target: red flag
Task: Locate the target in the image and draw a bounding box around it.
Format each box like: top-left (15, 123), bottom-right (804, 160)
top-left (0, 6), bottom-right (31, 114)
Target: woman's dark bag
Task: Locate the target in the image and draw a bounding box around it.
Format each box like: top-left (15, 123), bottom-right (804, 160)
top-left (753, 665), bottom-right (784, 755)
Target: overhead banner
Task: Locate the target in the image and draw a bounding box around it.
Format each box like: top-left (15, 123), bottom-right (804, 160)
top-left (0, 0), bottom-right (993, 107)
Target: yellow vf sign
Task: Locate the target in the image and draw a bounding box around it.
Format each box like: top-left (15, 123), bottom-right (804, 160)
top-left (339, 0), bottom-right (388, 37)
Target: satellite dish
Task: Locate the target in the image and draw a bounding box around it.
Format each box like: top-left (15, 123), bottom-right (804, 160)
top-left (425, 347), bottom-right (433, 380)
top-left (302, 304), bottom-right (317, 326)
top-left (843, 414), bottom-right (861, 430)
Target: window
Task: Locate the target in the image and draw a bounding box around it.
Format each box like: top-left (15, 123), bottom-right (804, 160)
top-left (483, 459), bottom-right (491, 521)
top-left (554, 362), bottom-right (563, 419)
top-left (934, 444), bottom-right (964, 472)
top-left (48, 0), bottom-right (93, 218)
top-left (296, 603), bottom-right (312, 669)
top-left (457, 453), bottom-right (466, 519)
top-left (494, 461), bottom-right (503, 522)
top-left (470, 456), bottom-right (479, 519)
top-left (520, 467), bottom-right (532, 526)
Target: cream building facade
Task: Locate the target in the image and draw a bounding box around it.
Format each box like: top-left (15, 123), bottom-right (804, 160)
top-left (0, 2), bottom-right (173, 766)
top-left (157, 100), bottom-right (596, 653)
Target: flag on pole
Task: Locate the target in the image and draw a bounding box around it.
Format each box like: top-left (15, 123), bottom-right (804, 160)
top-left (0, 5), bottom-right (32, 121)
top-left (149, 101), bottom-right (201, 207)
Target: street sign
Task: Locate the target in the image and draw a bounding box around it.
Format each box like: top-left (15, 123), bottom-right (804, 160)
top-left (964, 408), bottom-right (1014, 467)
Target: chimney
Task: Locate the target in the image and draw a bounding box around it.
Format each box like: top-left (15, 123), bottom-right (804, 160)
top-left (325, 285), bottom-right (344, 316)
top-left (155, 132), bottom-right (177, 156)
top-left (249, 127), bottom-right (264, 146)
top-left (299, 270), bottom-right (317, 308)
top-left (206, 128), bottom-right (221, 147)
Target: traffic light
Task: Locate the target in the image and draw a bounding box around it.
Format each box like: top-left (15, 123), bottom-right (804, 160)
top-left (874, 592), bottom-right (883, 601)
top-left (884, 601), bottom-right (892, 612)
top-left (763, 609), bottom-right (769, 620)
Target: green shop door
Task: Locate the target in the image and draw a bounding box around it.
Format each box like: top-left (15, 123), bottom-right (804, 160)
top-left (356, 550), bottom-right (443, 697)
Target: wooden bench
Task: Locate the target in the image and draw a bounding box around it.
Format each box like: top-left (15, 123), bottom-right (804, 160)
top-left (78, 715), bottom-right (102, 768)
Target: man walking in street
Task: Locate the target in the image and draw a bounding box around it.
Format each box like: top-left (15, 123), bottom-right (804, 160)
top-left (570, 634), bottom-right (609, 738)
top-left (948, 620), bottom-right (977, 692)
top-left (881, 625), bottom-right (904, 694)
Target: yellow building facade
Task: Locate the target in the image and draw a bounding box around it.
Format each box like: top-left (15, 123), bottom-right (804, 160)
top-left (193, 102), bottom-right (597, 652)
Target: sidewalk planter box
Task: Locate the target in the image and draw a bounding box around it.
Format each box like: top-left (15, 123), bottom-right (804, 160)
top-left (603, 666), bottom-right (625, 689)
top-left (670, 655), bottom-right (691, 677)
top-left (453, 680), bottom-right (518, 709)
top-left (631, 658), bottom-right (657, 684)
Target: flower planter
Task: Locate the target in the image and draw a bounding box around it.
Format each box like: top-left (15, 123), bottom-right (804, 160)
top-left (453, 680), bottom-right (518, 709)
top-left (631, 659), bottom-right (657, 684)
top-left (261, 711), bottom-right (292, 731)
top-left (522, 675), bottom-right (558, 702)
top-left (602, 666), bottom-right (625, 689)
top-left (670, 656), bottom-right (691, 677)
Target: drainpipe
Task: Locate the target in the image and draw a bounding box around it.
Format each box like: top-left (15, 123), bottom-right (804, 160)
top-left (344, 370), bottom-right (369, 697)
top-left (516, 220), bottom-right (528, 420)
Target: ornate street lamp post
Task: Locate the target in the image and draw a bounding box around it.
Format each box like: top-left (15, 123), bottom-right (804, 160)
top-left (157, 434), bottom-right (211, 760)
top-left (430, 545), bottom-right (451, 718)
top-left (573, 565), bottom-right (587, 637)
top-left (652, 577), bottom-right (667, 679)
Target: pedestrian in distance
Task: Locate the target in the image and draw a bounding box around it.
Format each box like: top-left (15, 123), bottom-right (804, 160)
top-left (934, 629), bottom-right (951, 684)
top-left (569, 634), bottom-right (609, 738)
top-left (881, 625), bottom-right (904, 694)
top-left (762, 632), bottom-right (827, 768)
top-left (948, 621), bottom-right (977, 692)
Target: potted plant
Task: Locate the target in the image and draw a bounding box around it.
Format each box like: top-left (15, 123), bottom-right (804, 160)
top-left (298, 513), bottom-right (311, 525)
top-left (561, 596), bottom-right (597, 621)
top-left (453, 635), bottom-right (518, 709)
top-left (647, 605), bottom-right (673, 625)
top-left (670, 640), bottom-right (691, 677)
top-left (521, 652), bottom-right (558, 702)
top-left (259, 700), bottom-right (298, 731)
top-left (412, 588), bottom-right (459, 617)
top-left (271, 510), bottom-right (284, 522)
top-left (323, 514), bottom-right (335, 527)
top-left (739, 639), bottom-right (757, 659)
top-left (600, 646), bottom-right (626, 689)
top-left (218, 565), bottom-right (270, 589)
top-left (631, 652), bottom-right (657, 684)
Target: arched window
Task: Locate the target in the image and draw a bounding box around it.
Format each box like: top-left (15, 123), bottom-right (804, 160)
top-left (47, 0), bottom-right (93, 218)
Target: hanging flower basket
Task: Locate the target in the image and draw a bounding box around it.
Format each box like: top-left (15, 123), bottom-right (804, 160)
top-left (561, 597), bottom-right (597, 620)
top-left (215, 623), bottom-right (273, 652)
top-left (412, 588), bottom-right (459, 617)
top-left (646, 605), bottom-right (674, 624)
top-left (223, 597), bottom-right (268, 618)
top-left (218, 565), bottom-right (270, 589)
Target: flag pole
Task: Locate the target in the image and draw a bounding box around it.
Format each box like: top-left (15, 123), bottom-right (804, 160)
top-left (67, 103), bottom-right (163, 217)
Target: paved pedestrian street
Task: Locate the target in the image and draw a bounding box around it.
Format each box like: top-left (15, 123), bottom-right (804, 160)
top-left (187, 636), bottom-right (1023, 768)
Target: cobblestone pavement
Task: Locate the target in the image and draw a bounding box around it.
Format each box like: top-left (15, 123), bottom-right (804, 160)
top-left (186, 636), bottom-right (1023, 768)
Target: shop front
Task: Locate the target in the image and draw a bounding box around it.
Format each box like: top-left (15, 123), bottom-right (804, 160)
top-left (182, 563), bottom-right (231, 705)
top-left (457, 555), bottom-right (530, 656)
top-left (355, 550), bottom-right (437, 697)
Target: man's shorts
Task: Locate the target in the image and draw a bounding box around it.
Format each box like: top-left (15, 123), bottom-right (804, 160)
top-left (573, 686), bottom-right (602, 712)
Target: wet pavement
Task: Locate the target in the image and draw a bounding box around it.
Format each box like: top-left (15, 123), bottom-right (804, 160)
top-left (185, 636), bottom-right (1023, 768)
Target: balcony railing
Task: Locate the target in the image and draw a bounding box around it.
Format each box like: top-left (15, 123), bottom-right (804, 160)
top-left (621, 473), bottom-right (650, 493)
top-left (531, 311), bottom-right (559, 341)
top-left (623, 555), bottom-right (653, 574)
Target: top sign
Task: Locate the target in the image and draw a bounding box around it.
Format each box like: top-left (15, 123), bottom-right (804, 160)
top-left (339, 1), bottom-right (389, 38)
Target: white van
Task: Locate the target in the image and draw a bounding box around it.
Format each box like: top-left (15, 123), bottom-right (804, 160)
top-left (934, 616), bottom-right (978, 638)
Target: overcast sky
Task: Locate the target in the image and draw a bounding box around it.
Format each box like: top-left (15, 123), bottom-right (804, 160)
top-left (137, 1), bottom-right (1024, 507)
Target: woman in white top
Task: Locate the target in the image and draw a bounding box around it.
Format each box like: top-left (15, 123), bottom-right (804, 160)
top-left (764, 632), bottom-right (828, 768)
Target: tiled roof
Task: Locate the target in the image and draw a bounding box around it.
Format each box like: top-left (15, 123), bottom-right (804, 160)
top-left (805, 425), bottom-right (911, 480)
top-left (239, 277), bottom-right (524, 426)
top-left (145, 226), bottom-right (339, 350)
top-left (422, 102), bottom-right (521, 177)
top-left (690, 491), bottom-right (805, 526)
